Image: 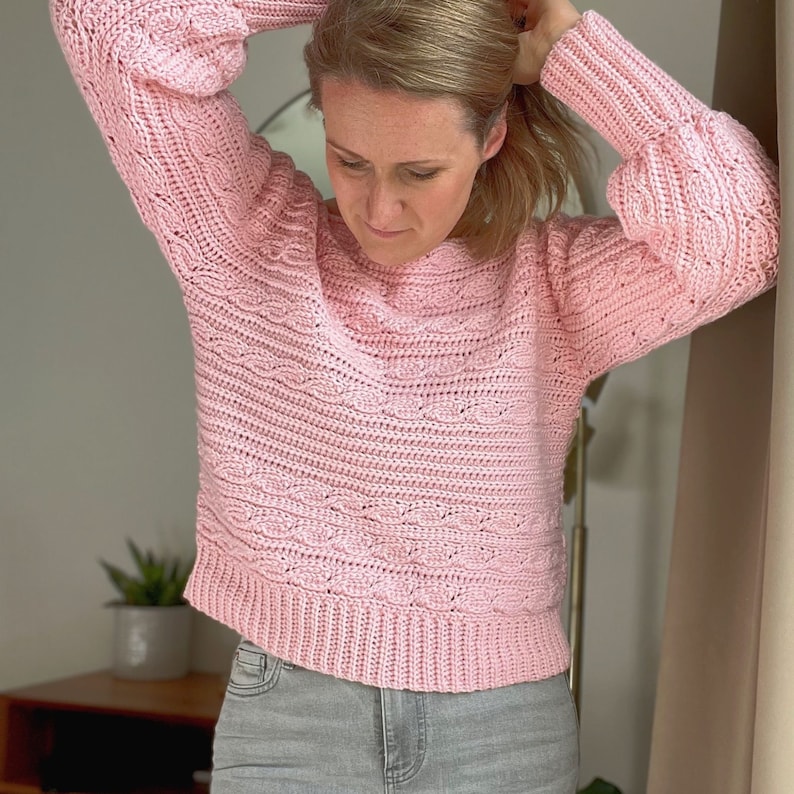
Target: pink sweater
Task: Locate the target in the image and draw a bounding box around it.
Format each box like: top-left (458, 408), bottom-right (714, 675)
top-left (52, 1), bottom-right (778, 692)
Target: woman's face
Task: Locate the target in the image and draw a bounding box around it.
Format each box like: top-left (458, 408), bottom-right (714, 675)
top-left (321, 79), bottom-right (505, 266)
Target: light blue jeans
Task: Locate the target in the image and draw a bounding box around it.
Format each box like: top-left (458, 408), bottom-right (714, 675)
top-left (211, 639), bottom-right (579, 793)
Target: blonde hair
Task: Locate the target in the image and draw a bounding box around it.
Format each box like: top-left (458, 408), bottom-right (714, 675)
top-left (304, 0), bottom-right (587, 259)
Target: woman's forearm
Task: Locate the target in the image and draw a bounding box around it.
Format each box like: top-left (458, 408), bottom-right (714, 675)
top-left (50, 0), bottom-right (325, 284)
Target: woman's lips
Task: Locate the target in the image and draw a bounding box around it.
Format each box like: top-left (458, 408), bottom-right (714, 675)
top-left (364, 221), bottom-right (407, 239)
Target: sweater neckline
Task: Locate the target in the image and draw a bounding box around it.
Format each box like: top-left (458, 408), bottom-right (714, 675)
top-left (324, 211), bottom-right (478, 282)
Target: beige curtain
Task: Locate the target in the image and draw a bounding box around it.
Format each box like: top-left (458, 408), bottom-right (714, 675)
top-left (751, 1), bottom-right (794, 787)
top-left (646, 0), bottom-right (793, 790)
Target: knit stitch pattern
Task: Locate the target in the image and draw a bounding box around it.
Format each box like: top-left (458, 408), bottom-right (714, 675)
top-left (51, 1), bottom-right (779, 692)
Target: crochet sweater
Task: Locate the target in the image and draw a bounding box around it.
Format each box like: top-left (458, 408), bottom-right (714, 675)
top-left (52, 1), bottom-right (779, 693)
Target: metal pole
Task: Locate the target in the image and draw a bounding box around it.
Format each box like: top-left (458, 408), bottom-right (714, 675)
top-left (568, 406), bottom-right (588, 716)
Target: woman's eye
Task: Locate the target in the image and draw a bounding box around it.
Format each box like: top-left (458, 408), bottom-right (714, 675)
top-left (338, 158), bottom-right (366, 172)
top-left (333, 157), bottom-right (438, 182)
top-left (407, 170), bottom-right (439, 182)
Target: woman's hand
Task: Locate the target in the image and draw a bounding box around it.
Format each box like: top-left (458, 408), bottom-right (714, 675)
top-left (509, 0), bottom-right (582, 84)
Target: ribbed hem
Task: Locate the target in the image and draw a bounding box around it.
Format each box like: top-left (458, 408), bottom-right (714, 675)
top-left (541, 11), bottom-right (709, 159)
top-left (185, 540), bottom-right (571, 693)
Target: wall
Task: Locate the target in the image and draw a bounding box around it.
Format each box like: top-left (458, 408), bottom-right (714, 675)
top-left (573, 3), bottom-right (721, 790)
top-left (0, 1), bottom-right (311, 686)
top-left (0, 1), bottom-right (721, 791)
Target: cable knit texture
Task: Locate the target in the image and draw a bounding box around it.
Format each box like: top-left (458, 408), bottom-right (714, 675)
top-left (51, 0), bottom-right (779, 692)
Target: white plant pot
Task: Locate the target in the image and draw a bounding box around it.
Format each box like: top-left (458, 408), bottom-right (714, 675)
top-left (111, 604), bottom-right (193, 681)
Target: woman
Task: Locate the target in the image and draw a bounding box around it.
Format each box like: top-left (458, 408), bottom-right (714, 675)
top-left (50, 0), bottom-right (779, 791)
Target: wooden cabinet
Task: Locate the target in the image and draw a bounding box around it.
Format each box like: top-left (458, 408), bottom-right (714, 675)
top-left (0, 671), bottom-right (224, 793)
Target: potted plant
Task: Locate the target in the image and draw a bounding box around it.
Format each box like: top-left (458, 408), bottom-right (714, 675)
top-left (100, 539), bottom-right (194, 681)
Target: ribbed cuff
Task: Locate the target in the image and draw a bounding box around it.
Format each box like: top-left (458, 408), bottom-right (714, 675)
top-left (235, 0), bottom-right (328, 33)
top-left (541, 11), bottom-right (709, 158)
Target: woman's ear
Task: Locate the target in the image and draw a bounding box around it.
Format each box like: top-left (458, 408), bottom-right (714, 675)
top-left (482, 104), bottom-right (508, 161)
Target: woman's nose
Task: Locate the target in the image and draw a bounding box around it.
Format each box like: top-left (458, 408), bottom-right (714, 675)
top-left (366, 179), bottom-right (403, 229)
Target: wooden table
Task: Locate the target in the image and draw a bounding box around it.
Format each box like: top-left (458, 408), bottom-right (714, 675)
top-left (0, 671), bottom-right (225, 793)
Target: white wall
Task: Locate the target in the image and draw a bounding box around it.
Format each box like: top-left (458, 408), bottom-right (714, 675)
top-left (0, 1), bottom-right (721, 792)
top-left (0, 1), bottom-right (310, 687)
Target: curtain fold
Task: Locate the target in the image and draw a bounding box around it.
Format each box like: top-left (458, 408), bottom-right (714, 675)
top-left (750, 2), bottom-right (794, 789)
top-left (646, 0), bottom-right (781, 790)
top-left (646, 294), bottom-right (775, 793)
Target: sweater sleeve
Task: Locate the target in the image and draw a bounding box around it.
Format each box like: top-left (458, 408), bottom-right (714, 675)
top-left (538, 12), bottom-right (779, 383)
top-left (50, 0), bottom-right (327, 282)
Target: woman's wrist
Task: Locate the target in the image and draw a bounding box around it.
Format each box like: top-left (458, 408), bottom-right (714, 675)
top-left (546, 10), bottom-right (582, 47)
top-left (512, 1), bottom-right (582, 84)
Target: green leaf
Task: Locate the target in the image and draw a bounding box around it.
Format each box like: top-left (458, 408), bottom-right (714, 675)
top-left (126, 580), bottom-right (150, 605)
top-left (160, 581), bottom-right (181, 606)
top-left (578, 778), bottom-right (623, 794)
top-left (98, 560), bottom-right (134, 601)
top-left (126, 539), bottom-right (147, 577)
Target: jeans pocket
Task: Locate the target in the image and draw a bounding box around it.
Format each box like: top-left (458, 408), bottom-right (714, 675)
top-left (225, 638), bottom-right (282, 697)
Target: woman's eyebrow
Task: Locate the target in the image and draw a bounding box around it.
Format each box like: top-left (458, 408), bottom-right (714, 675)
top-left (326, 138), bottom-right (448, 167)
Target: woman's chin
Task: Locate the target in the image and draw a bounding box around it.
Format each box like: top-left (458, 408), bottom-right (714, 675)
top-left (356, 233), bottom-right (435, 267)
